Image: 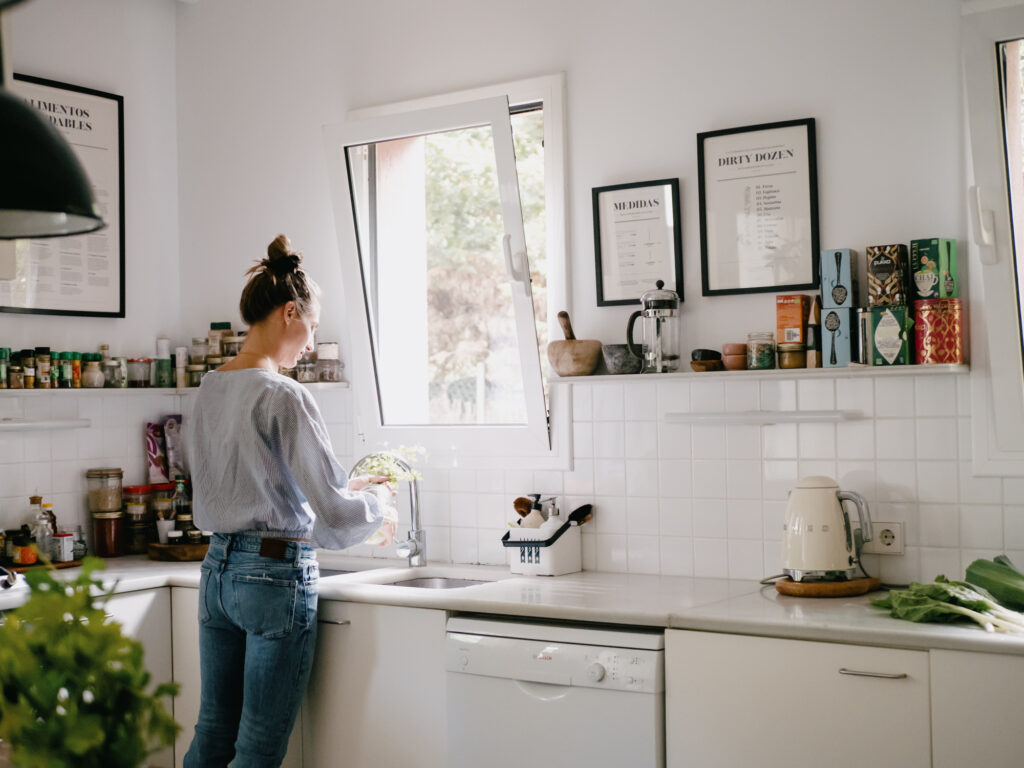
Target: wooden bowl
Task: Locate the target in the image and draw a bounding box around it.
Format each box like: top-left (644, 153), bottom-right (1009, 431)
top-left (722, 354), bottom-right (748, 371)
top-left (690, 360), bottom-right (725, 372)
top-left (548, 339), bottom-right (602, 376)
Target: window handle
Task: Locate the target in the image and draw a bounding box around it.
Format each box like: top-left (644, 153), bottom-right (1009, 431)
top-left (970, 185), bottom-right (998, 264)
top-left (502, 234), bottom-right (530, 297)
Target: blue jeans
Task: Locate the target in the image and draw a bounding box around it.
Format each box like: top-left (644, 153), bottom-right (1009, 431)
top-left (183, 533), bottom-right (319, 768)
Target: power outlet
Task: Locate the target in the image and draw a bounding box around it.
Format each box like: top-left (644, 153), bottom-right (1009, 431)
top-left (861, 521), bottom-right (905, 555)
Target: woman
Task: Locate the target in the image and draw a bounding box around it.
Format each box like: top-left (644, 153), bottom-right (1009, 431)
top-left (183, 235), bottom-right (394, 768)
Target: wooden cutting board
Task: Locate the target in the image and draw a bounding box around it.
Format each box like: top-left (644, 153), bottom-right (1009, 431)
top-left (775, 576), bottom-right (881, 597)
top-left (148, 542), bottom-right (208, 562)
top-left (9, 559), bottom-right (82, 573)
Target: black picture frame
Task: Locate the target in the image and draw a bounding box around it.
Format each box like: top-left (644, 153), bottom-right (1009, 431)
top-left (697, 118), bottom-right (819, 297)
top-left (593, 178), bottom-right (683, 306)
top-left (1, 74), bottom-right (125, 318)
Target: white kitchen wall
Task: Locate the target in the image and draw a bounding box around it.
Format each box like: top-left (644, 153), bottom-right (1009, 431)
top-left (5, 0), bottom-right (182, 353)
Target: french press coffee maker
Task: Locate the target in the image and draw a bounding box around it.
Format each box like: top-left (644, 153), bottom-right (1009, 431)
top-left (626, 280), bottom-right (682, 373)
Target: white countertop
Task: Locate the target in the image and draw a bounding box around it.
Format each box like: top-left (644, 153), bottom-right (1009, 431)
top-left (6, 556), bottom-right (1024, 657)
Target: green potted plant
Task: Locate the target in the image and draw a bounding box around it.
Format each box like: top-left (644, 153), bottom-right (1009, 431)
top-left (0, 559), bottom-right (179, 768)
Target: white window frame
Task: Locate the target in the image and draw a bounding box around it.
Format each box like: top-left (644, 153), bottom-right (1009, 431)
top-left (324, 76), bottom-right (571, 470)
top-left (963, 6), bottom-right (1024, 475)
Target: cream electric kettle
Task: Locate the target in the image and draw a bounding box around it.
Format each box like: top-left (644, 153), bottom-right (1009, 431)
top-left (781, 476), bottom-right (873, 582)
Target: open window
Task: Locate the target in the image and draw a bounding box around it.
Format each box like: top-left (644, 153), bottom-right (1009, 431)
top-left (963, 6), bottom-right (1024, 474)
top-left (324, 85), bottom-right (570, 467)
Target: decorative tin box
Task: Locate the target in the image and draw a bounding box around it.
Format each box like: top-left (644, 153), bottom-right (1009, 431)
top-left (871, 306), bottom-right (913, 366)
top-left (867, 244), bottom-right (910, 306)
top-left (911, 238), bottom-right (958, 300)
top-left (821, 308), bottom-right (856, 368)
top-left (820, 248), bottom-right (858, 309)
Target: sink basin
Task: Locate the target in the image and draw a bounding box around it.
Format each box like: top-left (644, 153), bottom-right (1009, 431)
top-left (385, 577), bottom-right (489, 589)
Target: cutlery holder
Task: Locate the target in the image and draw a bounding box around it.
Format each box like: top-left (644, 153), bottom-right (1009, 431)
top-left (501, 521), bottom-right (581, 576)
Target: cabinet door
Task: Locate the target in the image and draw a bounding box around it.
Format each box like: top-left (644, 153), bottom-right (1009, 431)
top-left (931, 649), bottom-right (1024, 768)
top-left (303, 601), bottom-right (448, 768)
top-left (105, 588), bottom-right (173, 768)
top-left (171, 587), bottom-right (303, 768)
top-left (665, 630), bottom-right (930, 768)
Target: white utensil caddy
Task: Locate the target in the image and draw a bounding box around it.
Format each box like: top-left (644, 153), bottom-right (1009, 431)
top-left (501, 521), bottom-right (581, 576)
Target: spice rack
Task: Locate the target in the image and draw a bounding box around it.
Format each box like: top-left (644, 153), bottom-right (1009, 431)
top-left (0, 381), bottom-right (349, 397)
top-left (551, 363), bottom-right (968, 384)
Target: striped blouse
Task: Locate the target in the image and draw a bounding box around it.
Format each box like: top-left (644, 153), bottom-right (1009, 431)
top-left (186, 368), bottom-right (381, 549)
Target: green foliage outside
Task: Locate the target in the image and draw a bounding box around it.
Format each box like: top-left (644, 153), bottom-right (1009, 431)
top-left (422, 111), bottom-right (548, 420)
top-left (0, 559), bottom-right (179, 768)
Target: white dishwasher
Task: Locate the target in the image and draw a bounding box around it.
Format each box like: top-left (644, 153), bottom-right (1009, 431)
top-left (445, 616), bottom-right (665, 768)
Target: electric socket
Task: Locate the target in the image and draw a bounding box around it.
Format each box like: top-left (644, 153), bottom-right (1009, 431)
top-left (862, 521), bottom-right (905, 555)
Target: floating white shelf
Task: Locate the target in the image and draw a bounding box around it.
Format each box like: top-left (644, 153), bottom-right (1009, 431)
top-left (552, 363), bottom-right (968, 384)
top-left (664, 409), bottom-right (864, 425)
top-left (0, 382), bottom-right (349, 396)
top-left (0, 418), bottom-right (91, 432)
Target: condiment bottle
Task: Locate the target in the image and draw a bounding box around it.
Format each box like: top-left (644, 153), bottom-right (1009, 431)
top-left (0, 347), bottom-right (8, 389)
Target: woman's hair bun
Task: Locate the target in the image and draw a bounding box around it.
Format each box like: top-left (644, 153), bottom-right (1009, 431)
top-left (265, 234), bottom-right (302, 276)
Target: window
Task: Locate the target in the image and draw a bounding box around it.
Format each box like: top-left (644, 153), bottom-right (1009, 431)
top-left (963, 7), bottom-right (1024, 473)
top-left (324, 76), bottom-right (570, 467)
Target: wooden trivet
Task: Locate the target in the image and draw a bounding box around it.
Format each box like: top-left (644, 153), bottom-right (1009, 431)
top-left (148, 542), bottom-right (208, 562)
top-left (775, 576), bottom-right (881, 597)
top-left (9, 559), bottom-right (82, 573)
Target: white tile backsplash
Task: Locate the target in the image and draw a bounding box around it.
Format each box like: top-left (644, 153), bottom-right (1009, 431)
top-left (593, 421), bottom-right (625, 458)
top-left (915, 376), bottom-right (958, 417)
top-left (624, 422), bottom-right (658, 459)
top-left (592, 384), bottom-right (624, 421)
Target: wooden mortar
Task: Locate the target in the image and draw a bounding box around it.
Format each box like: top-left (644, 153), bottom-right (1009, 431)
top-left (547, 311), bottom-right (601, 376)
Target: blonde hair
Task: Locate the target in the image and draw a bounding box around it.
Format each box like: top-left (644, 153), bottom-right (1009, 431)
top-left (239, 234), bottom-right (320, 325)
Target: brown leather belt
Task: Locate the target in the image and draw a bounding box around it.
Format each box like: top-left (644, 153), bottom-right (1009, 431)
top-left (258, 537), bottom-right (311, 560)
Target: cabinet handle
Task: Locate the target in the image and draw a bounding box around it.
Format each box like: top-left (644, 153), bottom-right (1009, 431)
top-left (317, 618), bottom-right (351, 626)
top-left (838, 667), bottom-right (908, 680)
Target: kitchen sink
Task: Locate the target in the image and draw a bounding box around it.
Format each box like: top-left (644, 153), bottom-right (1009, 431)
top-left (384, 577), bottom-right (490, 589)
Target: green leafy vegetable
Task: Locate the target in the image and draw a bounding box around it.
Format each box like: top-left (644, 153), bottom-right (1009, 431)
top-left (965, 557), bottom-right (1024, 611)
top-left (0, 558), bottom-right (179, 768)
top-left (872, 575), bottom-right (1024, 634)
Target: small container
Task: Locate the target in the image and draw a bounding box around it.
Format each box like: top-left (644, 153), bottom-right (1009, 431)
top-left (12, 530), bottom-right (36, 565)
top-left (166, 530), bottom-right (184, 545)
top-left (155, 358), bottom-right (174, 388)
top-left (316, 358), bottom-right (344, 382)
top-left (279, 366), bottom-right (297, 379)
top-left (152, 496), bottom-right (174, 520)
top-left (71, 352), bottom-right (82, 388)
top-left (126, 517), bottom-right (150, 555)
top-left (58, 352), bottom-right (73, 388)
top-left (35, 348), bottom-right (51, 389)
top-left (23, 365), bottom-right (35, 389)
top-left (777, 342), bottom-right (806, 369)
top-left (82, 357), bottom-right (105, 388)
top-left (127, 358), bottom-right (152, 388)
top-left (52, 531), bottom-right (74, 563)
top-left (296, 360), bottom-right (318, 383)
top-left (746, 332), bottom-right (776, 370)
top-left (86, 467), bottom-right (123, 513)
top-left (175, 514), bottom-right (194, 533)
top-left (102, 359), bottom-right (122, 387)
top-left (205, 357), bottom-right (224, 371)
top-left (187, 364), bottom-right (206, 387)
top-left (186, 529), bottom-right (204, 546)
top-left (221, 335), bottom-right (246, 357)
top-left (0, 347), bottom-right (8, 389)
top-left (190, 337), bottom-right (208, 364)
top-left (92, 512), bottom-right (124, 557)
top-left (124, 485), bottom-right (152, 510)
top-left (722, 354), bottom-right (748, 371)
top-left (8, 365), bottom-right (23, 389)
top-left (316, 342), bottom-right (340, 360)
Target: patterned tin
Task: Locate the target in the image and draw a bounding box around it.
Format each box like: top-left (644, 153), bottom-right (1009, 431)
top-left (867, 244), bottom-right (910, 306)
top-left (914, 298), bottom-right (963, 364)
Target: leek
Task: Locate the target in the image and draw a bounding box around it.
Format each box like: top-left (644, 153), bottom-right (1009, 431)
top-left (965, 557), bottom-right (1024, 611)
top-left (872, 576), bottom-right (1024, 634)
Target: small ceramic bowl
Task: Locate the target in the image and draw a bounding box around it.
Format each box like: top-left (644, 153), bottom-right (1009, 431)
top-left (691, 348), bottom-right (722, 361)
top-left (690, 360), bottom-right (725, 372)
top-left (602, 344), bottom-right (642, 374)
top-left (722, 354), bottom-right (748, 371)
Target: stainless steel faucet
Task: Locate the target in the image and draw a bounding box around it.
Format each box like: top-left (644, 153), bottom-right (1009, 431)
top-left (350, 451), bottom-right (425, 567)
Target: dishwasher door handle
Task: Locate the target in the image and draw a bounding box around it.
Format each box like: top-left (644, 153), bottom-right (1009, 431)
top-left (317, 618), bottom-right (352, 626)
top-left (838, 667), bottom-right (908, 680)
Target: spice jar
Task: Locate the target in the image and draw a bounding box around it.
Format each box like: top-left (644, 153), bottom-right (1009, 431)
top-left (186, 529), bottom-right (204, 546)
top-left (316, 359), bottom-right (344, 382)
top-left (187, 364), bottom-right (206, 387)
top-left (71, 352), bottom-right (82, 388)
top-left (0, 348), bottom-right (8, 389)
top-left (92, 512), bottom-right (124, 557)
top-left (221, 335), bottom-right (246, 357)
top-left (190, 337), bottom-right (208, 364)
top-left (52, 531), bottom-right (74, 563)
top-left (205, 356), bottom-right (224, 371)
top-left (166, 530), bottom-right (184, 546)
top-left (125, 506), bottom-right (150, 555)
top-left (82, 355), bottom-right (105, 388)
top-left (8, 365), bottom-right (23, 389)
top-left (128, 358), bottom-right (152, 388)
top-left (778, 342), bottom-right (807, 369)
top-left (296, 359), bottom-right (318, 383)
top-left (86, 467), bottom-right (123, 513)
top-left (35, 347), bottom-right (51, 389)
top-left (58, 352), bottom-right (73, 388)
top-left (102, 359), bottom-right (122, 387)
top-left (151, 496), bottom-right (174, 521)
top-left (746, 332), bottom-right (776, 370)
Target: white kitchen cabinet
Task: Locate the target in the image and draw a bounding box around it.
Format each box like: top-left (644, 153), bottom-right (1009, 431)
top-left (303, 601), bottom-right (448, 768)
top-left (170, 587), bottom-right (302, 768)
top-left (665, 630), bottom-right (930, 768)
top-left (105, 587), bottom-right (174, 768)
top-left (931, 649), bottom-right (1024, 767)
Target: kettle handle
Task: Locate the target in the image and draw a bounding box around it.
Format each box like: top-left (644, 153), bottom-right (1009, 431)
top-left (837, 490), bottom-right (873, 543)
top-left (626, 310), bottom-right (643, 359)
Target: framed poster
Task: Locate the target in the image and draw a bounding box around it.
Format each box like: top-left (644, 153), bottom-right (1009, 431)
top-left (697, 118), bottom-right (819, 296)
top-left (0, 74), bottom-right (125, 317)
top-left (593, 178), bottom-right (682, 306)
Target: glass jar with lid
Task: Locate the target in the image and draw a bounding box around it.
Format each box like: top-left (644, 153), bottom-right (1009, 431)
top-left (124, 485), bottom-right (152, 520)
top-left (92, 512), bottom-right (124, 557)
top-left (151, 496), bottom-right (174, 521)
top-left (316, 359), bottom-right (344, 382)
top-left (86, 467), bottom-right (123, 513)
top-left (221, 335), bottom-right (246, 357)
top-left (190, 337), bottom-right (208, 364)
top-left (205, 357), bottom-right (224, 371)
top-left (82, 355), bottom-right (105, 388)
top-left (777, 342), bottom-right (806, 369)
top-left (102, 359), bottom-right (122, 387)
top-left (8, 365), bottom-right (23, 389)
top-left (187, 364), bottom-right (206, 387)
top-left (127, 358), bottom-right (152, 388)
top-left (746, 332), bottom-right (777, 370)
top-left (296, 359), bottom-right (318, 383)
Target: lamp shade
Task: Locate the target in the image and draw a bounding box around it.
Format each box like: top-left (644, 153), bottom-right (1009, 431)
top-left (0, 87), bottom-right (104, 239)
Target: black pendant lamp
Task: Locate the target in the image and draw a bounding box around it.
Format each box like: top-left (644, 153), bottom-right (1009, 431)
top-left (0, 0), bottom-right (104, 239)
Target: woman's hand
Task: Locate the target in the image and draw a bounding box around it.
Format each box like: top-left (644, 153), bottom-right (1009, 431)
top-left (348, 474), bottom-right (393, 493)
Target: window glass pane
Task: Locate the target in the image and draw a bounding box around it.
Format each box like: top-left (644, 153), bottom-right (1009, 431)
top-left (999, 39), bottom-right (1024, 374)
top-left (346, 124), bottom-right (529, 426)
